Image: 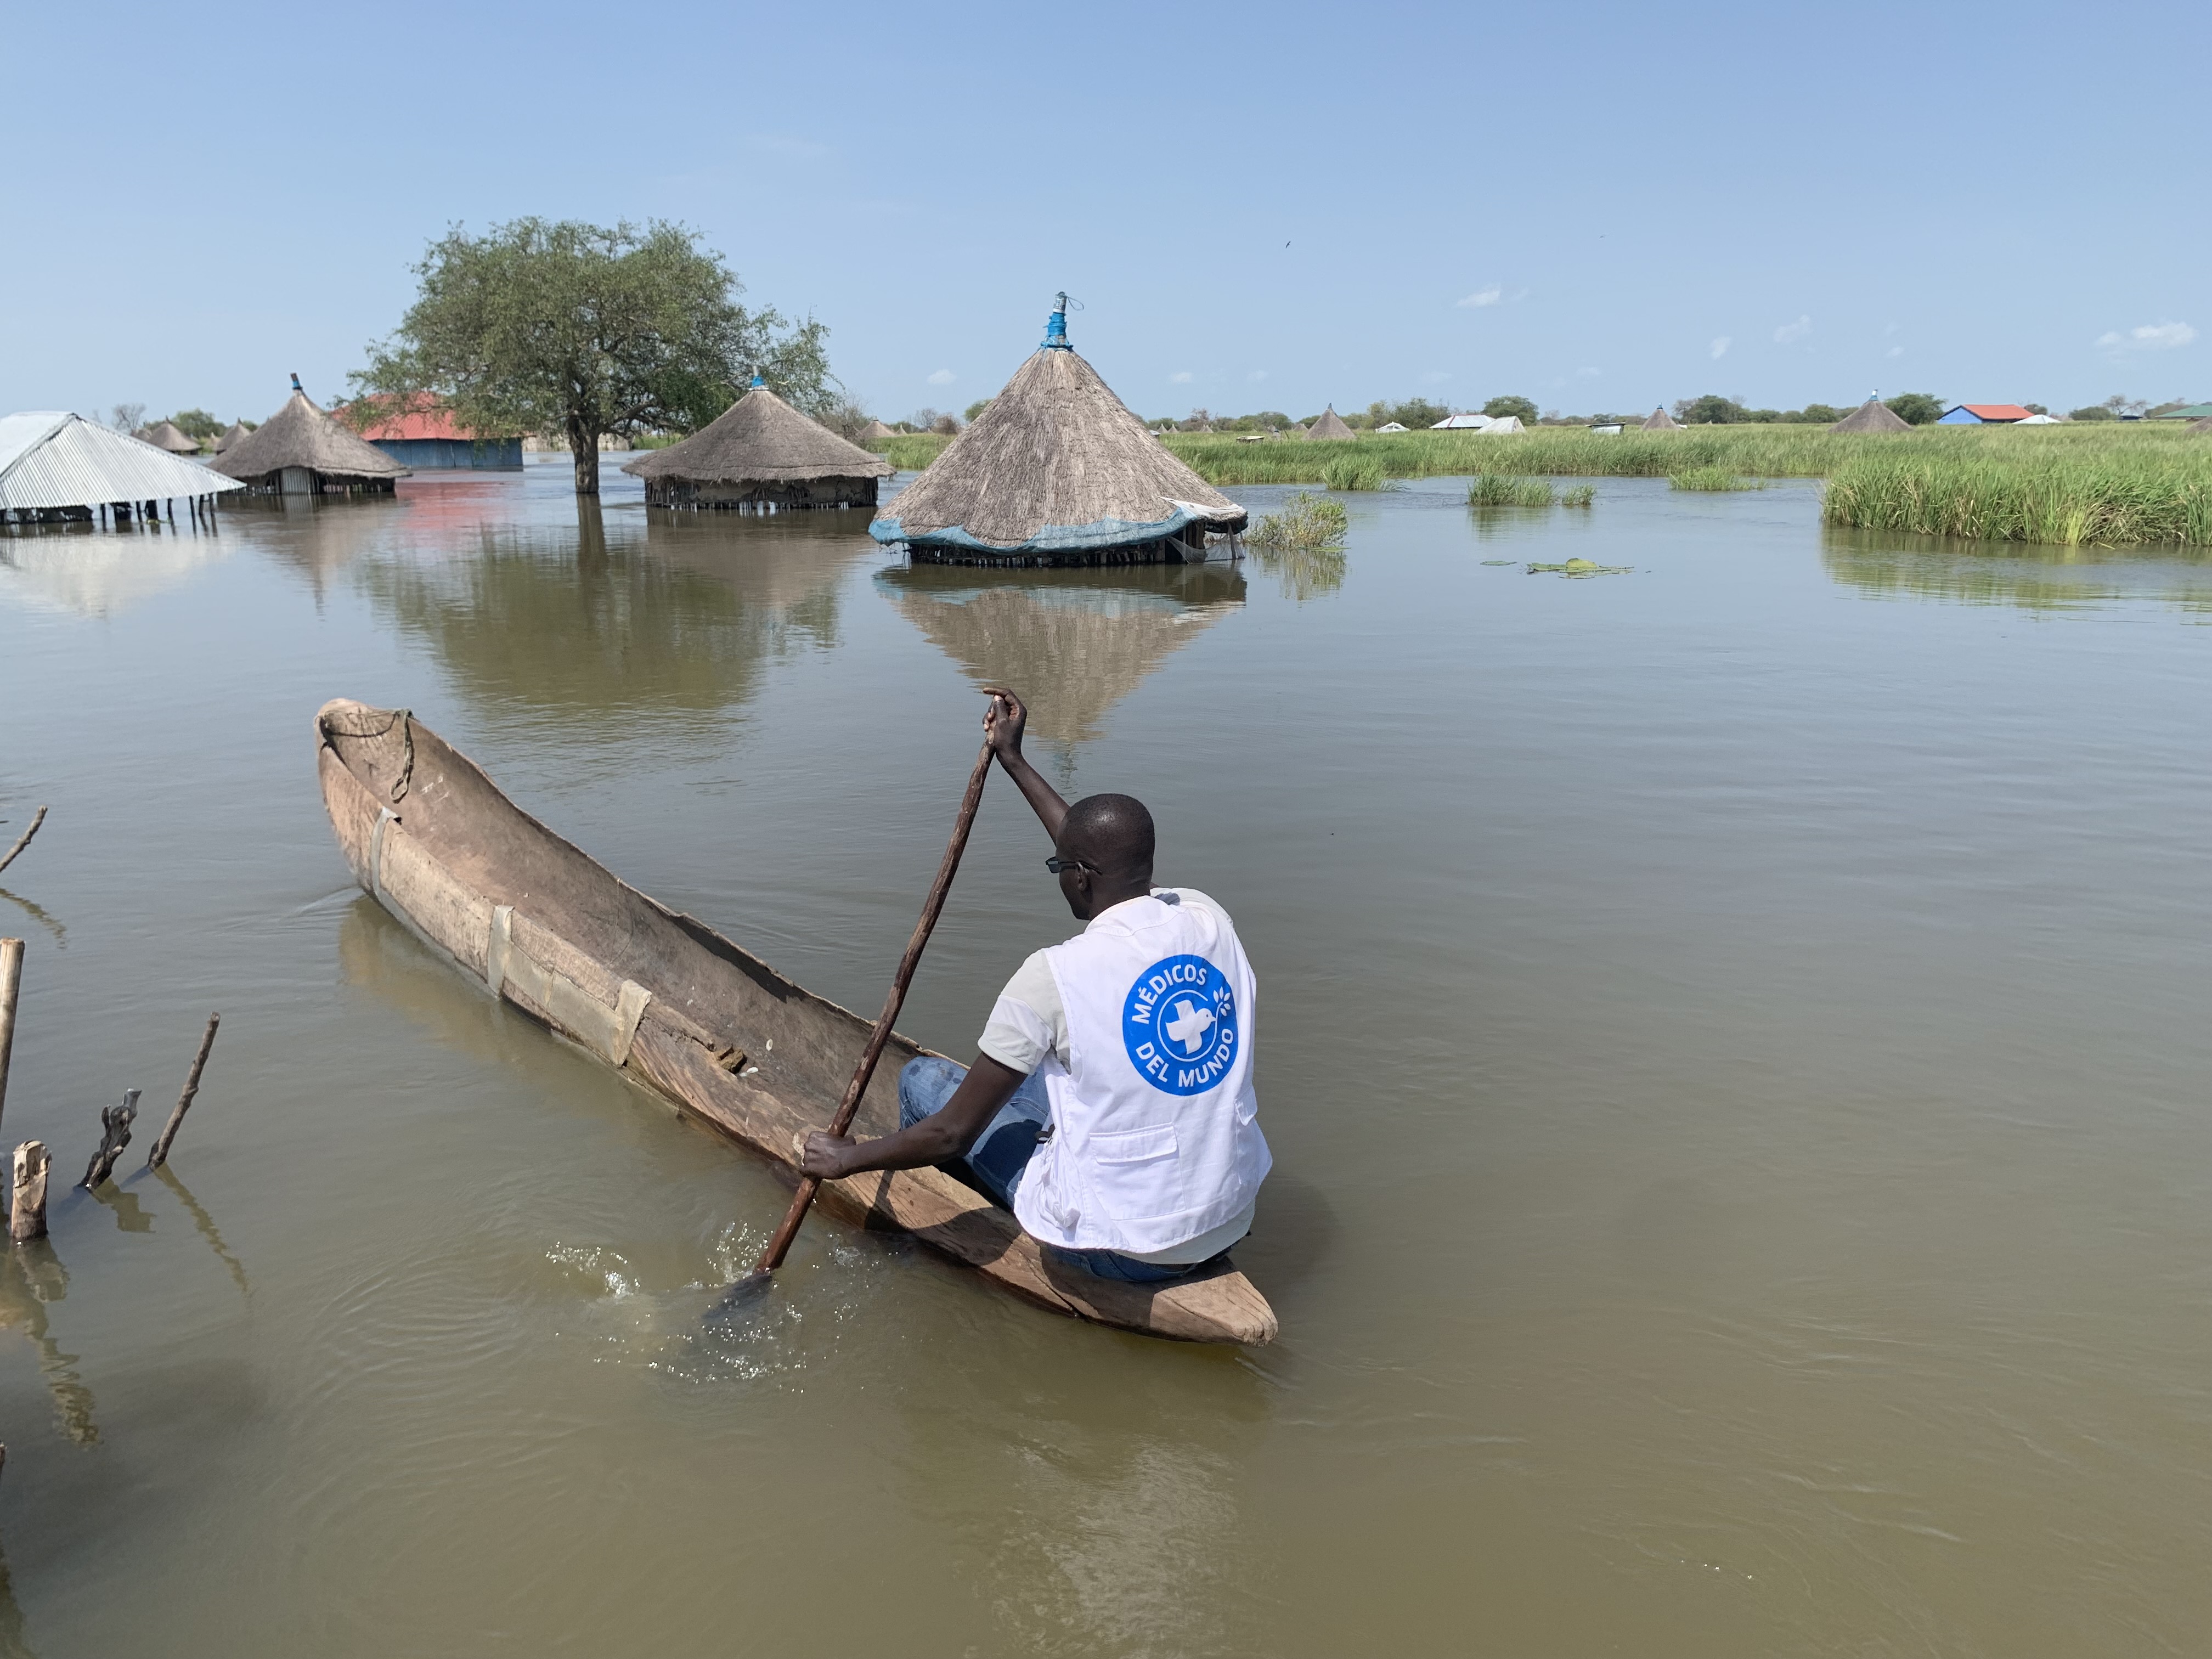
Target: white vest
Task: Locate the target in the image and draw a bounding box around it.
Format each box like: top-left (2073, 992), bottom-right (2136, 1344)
top-left (1013, 890), bottom-right (1271, 1255)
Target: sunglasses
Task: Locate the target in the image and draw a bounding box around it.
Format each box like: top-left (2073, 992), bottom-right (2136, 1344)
top-left (1044, 855), bottom-right (1101, 877)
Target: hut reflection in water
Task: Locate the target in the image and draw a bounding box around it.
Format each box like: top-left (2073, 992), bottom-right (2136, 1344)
top-left (875, 561), bottom-right (1244, 746)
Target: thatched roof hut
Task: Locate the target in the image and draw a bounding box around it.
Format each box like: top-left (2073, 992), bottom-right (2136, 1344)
top-left (214, 382), bottom-right (409, 496)
top-left (1640, 407), bottom-right (1683, 431)
top-left (1307, 407), bottom-right (1357, 442)
top-left (872, 298), bottom-right (1248, 565)
top-left (2187, 415), bottom-right (2212, 435)
top-left (860, 419), bottom-right (896, 442)
top-left (143, 420), bottom-right (200, 454)
top-left (215, 421), bottom-right (251, 454)
top-left (622, 381), bottom-right (891, 511)
top-left (1830, 398), bottom-right (1911, 434)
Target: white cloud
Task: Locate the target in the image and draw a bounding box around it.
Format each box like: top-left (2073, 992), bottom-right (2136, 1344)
top-left (2097, 320), bottom-right (2197, 351)
top-left (1456, 285), bottom-right (1503, 308)
top-left (927, 368), bottom-right (956, 385)
top-left (1886, 346), bottom-right (1904, 359)
top-left (1170, 370), bottom-right (1194, 384)
top-left (1773, 315), bottom-right (1813, 345)
top-left (1709, 336), bottom-right (1731, 360)
top-left (1576, 366), bottom-right (1601, 378)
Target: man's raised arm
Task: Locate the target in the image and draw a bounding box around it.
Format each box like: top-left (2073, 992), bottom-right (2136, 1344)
top-left (982, 688), bottom-right (1068, 842)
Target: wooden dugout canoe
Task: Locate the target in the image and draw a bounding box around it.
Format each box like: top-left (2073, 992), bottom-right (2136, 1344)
top-left (315, 699), bottom-right (1277, 1344)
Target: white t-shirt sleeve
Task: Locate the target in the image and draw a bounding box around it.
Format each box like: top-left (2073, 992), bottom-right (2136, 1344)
top-left (977, 948), bottom-right (1068, 1074)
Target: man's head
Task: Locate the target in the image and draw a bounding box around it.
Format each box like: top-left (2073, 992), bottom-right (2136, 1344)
top-left (1053, 793), bottom-right (1155, 919)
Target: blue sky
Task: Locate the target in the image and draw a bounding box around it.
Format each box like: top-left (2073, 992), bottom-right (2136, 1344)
top-left (5, 0), bottom-right (2203, 426)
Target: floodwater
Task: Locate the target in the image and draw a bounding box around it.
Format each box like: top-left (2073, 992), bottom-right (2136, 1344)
top-left (0, 462), bottom-right (2205, 1657)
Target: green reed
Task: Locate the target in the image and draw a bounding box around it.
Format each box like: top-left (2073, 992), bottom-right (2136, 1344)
top-left (1668, 466), bottom-right (1760, 492)
top-left (1561, 484), bottom-right (1595, 508)
top-left (1822, 448), bottom-right (2212, 546)
top-left (1323, 453), bottom-right (1389, 491)
top-left (1468, 473), bottom-right (1556, 507)
top-left (1248, 490), bottom-right (1350, 550)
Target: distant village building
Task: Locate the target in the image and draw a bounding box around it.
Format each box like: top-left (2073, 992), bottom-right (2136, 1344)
top-left (1589, 423), bottom-right (1624, 436)
top-left (1476, 415), bottom-right (1525, 435)
top-left (860, 419), bottom-right (897, 441)
top-left (2013, 413), bottom-right (2059, 425)
top-left (1640, 407), bottom-right (1684, 431)
top-left (142, 420), bottom-right (200, 454)
top-left (2152, 402), bottom-right (2212, 421)
top-left (622, 379), bottom-right (891, 510)
top-left (1431, 414), bottom-right (1494, 430)
top-left (1, 410), bottom-right (244, 524)
top-left (1306, 407), bottom-right (1357, 442)
top-left (868, 295), bottom-right (1246, 565)
top-left (1936, 404), bottom-right (2034, 425)
top-left (346, 397), bottom-right (522, 470)
top-left (1830, 398), bottom-right (1912, 433)
top-left (215, 421), bottom-right (252, 454)
top-left (213, 379), bottom-right (410, 496)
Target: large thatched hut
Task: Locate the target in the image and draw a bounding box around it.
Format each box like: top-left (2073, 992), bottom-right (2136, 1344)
top-left (214, 380), bottom-right (408, 496)
top-left (1306, 407), bottom-right (1357, 442)
top-left (1830, 398), bottom-right (1912, 434)
top-left (1640, 407), bottom-right (1683, 431)
top-left (871, 297), bottom-right (1248, 565)
top-left (622, 381), bottom-right (891, 510)
top-left (142, 420), bottom-right (200, 455)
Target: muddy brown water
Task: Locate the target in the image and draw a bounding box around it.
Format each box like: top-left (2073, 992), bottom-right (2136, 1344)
top-left (0, 464), bottom-right (2205, 1656)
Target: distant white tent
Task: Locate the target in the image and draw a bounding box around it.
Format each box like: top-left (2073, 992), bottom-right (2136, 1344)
top-left (1432, 413), bottom-right (1494, 430)
top-left (1476, 415), bottom-right (1526, 434)
top-left (0, 411), bottom-right (244, 518)
top-left (1375, 421), bottom-right (1410, 433)
top-left (2014, 413), bottom-right (2059, 425)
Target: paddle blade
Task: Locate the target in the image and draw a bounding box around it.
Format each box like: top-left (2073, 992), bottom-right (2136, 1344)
top-left (703, 1268), bottom-right (777, 1323)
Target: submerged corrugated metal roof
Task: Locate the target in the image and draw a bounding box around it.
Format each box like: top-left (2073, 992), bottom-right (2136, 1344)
top-left (0, 412), bottom-right (245, 511)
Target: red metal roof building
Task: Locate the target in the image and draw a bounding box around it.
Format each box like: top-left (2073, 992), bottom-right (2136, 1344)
top-left (342, 396), bottom-right (523, 469)
top-left (1936, 403), bottom-right (2036, 424)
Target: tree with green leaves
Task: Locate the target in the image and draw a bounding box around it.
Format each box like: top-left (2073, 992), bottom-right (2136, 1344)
top-left (167, 408), bottom-right (224, 442)
top-left (1674, 393), bottom-right (1748, 425)
top-left (1882, 392), bottom-right (1945, 426)
top-left (349, 218), bottom-right (835, 495)
top-left (1481, 394), bottom-right (1539, 423)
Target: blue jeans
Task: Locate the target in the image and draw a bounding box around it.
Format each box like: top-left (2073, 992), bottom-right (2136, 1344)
top-left (897, 1057), bottom-right (1211, 1285)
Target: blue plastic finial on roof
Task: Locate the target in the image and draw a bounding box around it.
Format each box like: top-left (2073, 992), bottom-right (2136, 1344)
top-left (751, 370), bottom-right (765, 388)
top-left (1042, 292), bottom-right (1071, 350)
top-left (290, 372), bottom-right (303, 394)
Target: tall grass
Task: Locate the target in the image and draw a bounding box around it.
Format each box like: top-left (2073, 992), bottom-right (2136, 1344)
top-left (872, 433), bottom-right (950, 471)
top-left (1668, 466), bottom-right (1759, 492)
top-left (1468, 473), bottom-right (1556, 507)
top-left (1248, 490), bottom-right (1348, 550)
top-left (1822, 449), bottom-right (2212, 546)
top-left (1322, 454), bottom-right (1388, 491)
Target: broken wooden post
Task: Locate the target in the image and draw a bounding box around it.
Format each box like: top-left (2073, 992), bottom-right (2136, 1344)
top-left (0, 939), bottom-right (20, 1137)
top-left (78, 1090), bottom-right (139, 1190)
top-left (9, 1144), bottom-right (48, 1242)
top-left (148, 1013), bottom-right (219, 1169)
top-left (0, 808), bottom-right (46, 878)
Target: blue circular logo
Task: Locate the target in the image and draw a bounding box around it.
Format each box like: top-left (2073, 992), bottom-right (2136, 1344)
top-left (1122, 954), bottom-right (1238, 1097)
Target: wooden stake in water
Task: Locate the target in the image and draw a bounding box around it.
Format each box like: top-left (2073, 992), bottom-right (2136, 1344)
top-left (709, 732), bottom-right (997, 1316)
top-left (79, 1090), bottom-right (140, 1190)
top-left (0, 938), bottom-right (21, 1139)
top-left (9, 1143), bottom-right (48, 1243)
top-left (148, 1013), bottom-right (220, 1169)
top-left (0, 809), bottom-right (48, 879)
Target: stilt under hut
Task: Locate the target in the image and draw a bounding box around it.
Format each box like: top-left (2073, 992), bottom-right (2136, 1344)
top-left (871, 295), bottom-right (1248, 566)
top-left (1306, 406), bottom-right (1356, 442)
top-left (1829, 398), bottom-right (1912, 433)
top-left (621, 377), bottom-right (891, 510)
top-left (1640, 406), bottom-right (1684, 431)
top-left (213, 376), bottom-right (409, 497)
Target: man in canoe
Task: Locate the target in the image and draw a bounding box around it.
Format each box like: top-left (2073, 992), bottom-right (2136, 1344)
top-left (800, 688), bottom-right (1271, 1283)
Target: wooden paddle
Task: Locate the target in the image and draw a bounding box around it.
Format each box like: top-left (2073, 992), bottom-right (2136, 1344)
top-left (708, 726), bottom-right (997, 1315)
